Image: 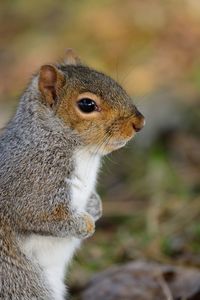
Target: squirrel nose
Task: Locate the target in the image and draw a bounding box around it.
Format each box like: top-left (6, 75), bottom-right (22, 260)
top-left (132, 110), bottom-right (145, 132)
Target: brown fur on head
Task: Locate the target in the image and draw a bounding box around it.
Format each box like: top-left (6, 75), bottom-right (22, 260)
top-left (38, 50), bottom-right (145, 155)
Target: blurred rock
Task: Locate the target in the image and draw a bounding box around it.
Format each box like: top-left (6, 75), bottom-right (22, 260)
top-left (80, 261), bottom-right (200, 300)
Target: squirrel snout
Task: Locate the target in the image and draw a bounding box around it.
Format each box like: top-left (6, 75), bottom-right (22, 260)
top-left (132, 110), bottom-right (145, 132)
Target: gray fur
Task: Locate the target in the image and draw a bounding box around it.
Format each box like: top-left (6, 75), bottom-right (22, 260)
top-left (0, 75), bottom-right (98, 299)
top-left (0, 60), bottom-right (143, 299)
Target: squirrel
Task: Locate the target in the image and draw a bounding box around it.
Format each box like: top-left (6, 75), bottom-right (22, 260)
top-left (0, 49), bottom-right (145, 300)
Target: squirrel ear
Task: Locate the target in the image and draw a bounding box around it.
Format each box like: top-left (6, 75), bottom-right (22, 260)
top-left (64, 48), bottom-right (81, 65)
top-left (38, 65), bottom-right (65, 108)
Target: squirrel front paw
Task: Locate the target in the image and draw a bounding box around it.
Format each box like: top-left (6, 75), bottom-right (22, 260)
top-left (86, 192), bottom-right (102, 221)
top-left (74, 212), bottom-right (95, 239)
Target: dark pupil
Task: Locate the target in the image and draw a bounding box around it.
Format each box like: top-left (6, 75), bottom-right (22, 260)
top-left (78, 98), bottom-right (96, 113)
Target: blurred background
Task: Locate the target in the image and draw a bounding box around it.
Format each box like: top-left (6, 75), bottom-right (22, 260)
top-left (0, 0), bottom-right (200, 298)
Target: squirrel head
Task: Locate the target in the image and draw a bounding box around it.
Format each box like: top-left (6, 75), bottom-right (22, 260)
top-left (38, 49), bottom-right (145, 155)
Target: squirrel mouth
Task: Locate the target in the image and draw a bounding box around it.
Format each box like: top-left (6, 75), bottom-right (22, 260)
top-left (108, 140), bottom-right (128, 148)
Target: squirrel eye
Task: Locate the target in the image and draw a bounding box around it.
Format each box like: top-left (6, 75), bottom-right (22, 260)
top-left (77, 98), bottom-right (98, 113)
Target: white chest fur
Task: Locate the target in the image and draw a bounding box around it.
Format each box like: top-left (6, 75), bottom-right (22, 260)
top-left (18, 148), bottom-right (100, 300)
top-left (71, 148), bottom-right (100, 210)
